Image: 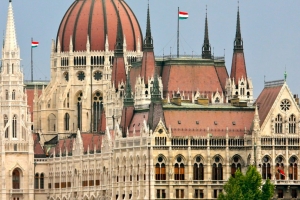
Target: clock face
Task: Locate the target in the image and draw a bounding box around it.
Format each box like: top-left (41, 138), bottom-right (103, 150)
top-left (77, 71), bottom-right (85, 81)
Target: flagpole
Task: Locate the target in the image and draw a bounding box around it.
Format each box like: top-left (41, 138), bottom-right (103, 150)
top-left (31, 37), bottom-right (33, 82)
top-left (177, 7), bottom-right (179, 58)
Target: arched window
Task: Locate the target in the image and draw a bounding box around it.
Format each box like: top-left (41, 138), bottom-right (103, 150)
top-left (174, 156), bottom-right (184, 180)
top-left (289, 114), bottom-right (296, 134)
top-left (262, 156), bottom-right (271, 179)
top-left (231, 156), bottom-right (242, 177)
top-left (12, 115), bottom-right (17, 138)
top-left (77, 92), bottom-right (83, 130)
top-left (7, 63), bottom-right (9, 74)
top-left (5, 90), bottom-right (8, 100)
top-left (64, 113), bottom-right (70, 131)
top-left (12, 169), bottom-right (20, 189)
top-left (275, 114), bottom-right (283, 133)
top-left (34, 173), bottom-right (39, 189)
top-left (47, 114), bottom-right (56, 132)
top-left (289, 156), bottom-right (298, 180)
top-left (155, 156), bottom-right (166, 180)
top-left (193, 156), bottom-right (204, 180)
top-left (212, 156), bottom-right (223, 180)
top-left (12, 90), bottom-right (15, 100)
top-left (11, 64), bottom-right (14, 74)
top-left (93, 92), bottom-right (103, 132)
top-left (275, 156), bottom-right (285, 180)
top-left (4, 115), bottom-right (8, 138)
top-left (40, 173), bottom-right (44, 189)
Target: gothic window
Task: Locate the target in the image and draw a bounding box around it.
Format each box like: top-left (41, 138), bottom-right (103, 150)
top-left (262, 156), bottom-right (272, 179)
top-left (247, 91), bottom-right (250, 98)
top-left (34, 173), bottom-right (39, 189)
top-left (64, 113), bottom-right (70, 131)
top-left (155, 156), bottom-right (166, 180)
top-left (93, 92), bottom-right (103, 132)
top-left (174, 156), bottom-right (185, 180)
top-left (12, 169), bottom-right (20, 189)
top-left (4, 115), bottom-right (8, 138)
top-left (12, 64), bottom-right (14, 74)
top-left (280, 99), bottom-right (291, 111)
top-left (212, 156), bottom-right (223, 180)
top-left (215, 97), bottom-right (220, 103)
top-left (77, 71), bottom-right (85, 81)
top-left (77, 92), bottom-right (83, 130)
top-left (12, 115), bottom-right (17, 138)
top-left (275, 156), bottom-right (285, 180)
top-left (94, 71), bottom-right (102, 81)
top-left (289, 114), bottom-right (296, 134)
top-left (47, 114), bottom-right (56, 132)
top-left (7, 63), bottom-right (9, 74)
top-left (40, 173), bottom-right (44, 189)
top-left (275, 114), bottom-right (283, 134)
top-left (12, 90), bottom-right (15, 100)
top-left (231, 156), bottom-right (242, 177)
top-left (193, 156), bottom-right (204, 180)
top-left (64, 72), bottom-right (69, 81)
top-left (289, 156), bottom-right (297, 180)
top-left (5, 90), bottom-right (8, 100)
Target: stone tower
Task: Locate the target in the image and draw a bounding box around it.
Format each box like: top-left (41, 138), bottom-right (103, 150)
top-left (0, 1), bottom-right (34, 199)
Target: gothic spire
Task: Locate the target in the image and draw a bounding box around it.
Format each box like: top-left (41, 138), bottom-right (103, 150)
top-left (114, 11), bottom-right (123, 56)
top-left (4, 0), bottom-right (18, 51)
top-left (234, 6), bottom-right (243, 51)
top-left (143, 2), bottom-right (153, 51)
top-left (151, 73), bottom-right (161, 102)
top-left (202, 6), bottom-right (211, 59)
top-left (124, 72), bottom-right (134, 107)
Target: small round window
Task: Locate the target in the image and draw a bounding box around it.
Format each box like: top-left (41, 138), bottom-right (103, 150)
top-left (215, 157), bottom-right (220, 163)
top-left (158, 157), bottom-right (163, 162)
top-left (177, 157), bottom-right (182, 163)
top-left (94, 71), bottom-right (102, 81)
top-left (280, 99), bottom-right (291, 111)
top-left (77, 71), bottom-right (85, 81)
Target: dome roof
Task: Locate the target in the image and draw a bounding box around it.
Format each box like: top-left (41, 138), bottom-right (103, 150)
top-left (56, 0), bottom-right (143, 52)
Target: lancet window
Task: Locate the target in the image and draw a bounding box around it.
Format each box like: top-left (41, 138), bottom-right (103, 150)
top-left (262, 156), bottom-right (271, 179)
top-left (193, 156), bottom-right (204, 180)
top-left (275, 114), bottom-right (283, 134)
top-left (289, 156), bottom-right (298, 180)
top-left (275, 156), bottom-right (285, 180)
top-left (155, 156), bottom-right (166, 180)
top-left (289, 114), bottom-right (296, 134)
top-left (174, 156), bottom-right (185, 180)
top-left (212, 156), bottom-right (223, 180)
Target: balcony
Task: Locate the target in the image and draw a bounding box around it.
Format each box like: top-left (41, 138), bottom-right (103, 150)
top-left (10, 189), bottom-right (23, 194)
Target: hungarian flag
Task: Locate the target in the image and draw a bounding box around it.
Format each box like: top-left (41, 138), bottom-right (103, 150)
top-left (278, 168), bottom-right (285, 176)
top-left (31, 41), bottom-right (39, 48)
top-left (179, 11), bottom-right (188, 20)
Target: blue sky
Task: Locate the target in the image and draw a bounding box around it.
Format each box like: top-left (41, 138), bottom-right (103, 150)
top-left (1, 0), bottom-right (300, 98)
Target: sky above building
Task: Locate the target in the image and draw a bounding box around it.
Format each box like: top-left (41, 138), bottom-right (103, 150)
top-left (0, 0), bottom-right (300, 98)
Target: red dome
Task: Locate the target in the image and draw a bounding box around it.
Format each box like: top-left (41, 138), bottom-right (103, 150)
top-left (56, 0), bottom-right (143, 52)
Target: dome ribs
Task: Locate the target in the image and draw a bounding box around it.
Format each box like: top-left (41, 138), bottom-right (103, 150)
top-left (56, 0), bottom-right (142, 52)
top-left (72, 0), bottom-right (87, 51)
top-left (101, 0), bottom-right (108, 49)
top-left (121, 1), bottom-right (143, 51)
top-left (120, 1), bottom-right (135, 51)
top-left (59, 1), bottom-right (77, 52)
top-left (87, 0), bottom-right (96, 48)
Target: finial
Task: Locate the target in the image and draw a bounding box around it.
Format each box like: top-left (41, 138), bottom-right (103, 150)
top-left (284, 67), bottom-right (287, 81)
top-left (143, 1), bottom-right (153, 51)
top-left (234, 4), bottom-right (243, 51)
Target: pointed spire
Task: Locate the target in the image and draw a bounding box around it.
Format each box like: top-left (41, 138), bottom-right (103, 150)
top-left (114, 12), bottom-right (123, 56)
top-left (124, 71), bottom-right (134, 107)
top-left (151, 73), bottom-right (161, 102)
top-left (4, 0), bottom-right (18, 51)
top-left (86, 35), bottom-right (90, 52)
top-left (105, 34), bottom-right (109, 52)
top-left (69, 35), bottom-right (73, 53)
top-left (234, 6), bottom-right (243, 51)
top-left (202, 6), bottom-right (211, 59)
top-left (143, 2), bottom-right (153, 51)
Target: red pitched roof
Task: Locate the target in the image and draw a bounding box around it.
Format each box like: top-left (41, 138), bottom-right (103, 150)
top-left (230, 52), bottom-right (247, 85)
top-left (161, 64), bottom-right (224, 99)
top-left (128, 111), bottom-right (149, 136)
top-left (164, 109), bottom-right (254, 137)
top-left (215, 66), bottom-right (229, 92)
top-left (32, 133), bottom-right (46, 157)
top-left (255, 85), bottom-right (282, 126)
top-left (111, 56), bottom-right (126, 88)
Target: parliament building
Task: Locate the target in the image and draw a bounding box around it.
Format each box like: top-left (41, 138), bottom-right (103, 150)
top-left (1, 0), bottom-right (300, 199)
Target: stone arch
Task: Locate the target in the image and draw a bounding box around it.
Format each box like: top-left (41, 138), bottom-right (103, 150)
top-left (155, 154), bottom-right (168, 163)
top-left (230, 154), bottom-right (245, 166)
top-left (193, 154), bottom-right (206, 163)
top-left (211, 154), bottom-right (224, 164)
